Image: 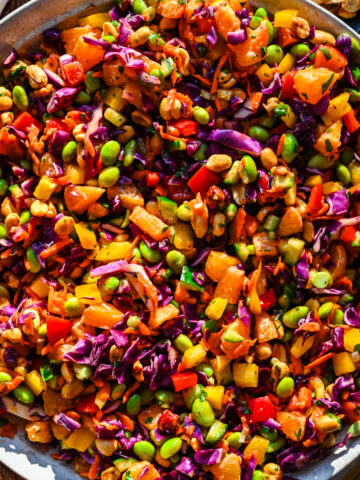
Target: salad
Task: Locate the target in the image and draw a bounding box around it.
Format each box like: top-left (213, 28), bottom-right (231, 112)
top-left (0, 1), bottom-right (360, 479)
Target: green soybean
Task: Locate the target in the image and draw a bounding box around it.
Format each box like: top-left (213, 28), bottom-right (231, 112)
top-left (250, 15), bottom-right (262, 29)
top-left (73, 364), bottom-right (92, 380)
top-left (20, 210), bottom-right (31, 225)
top-left (177, 204), bottom-right (192, 222)
top-left (134, 441), bottom-right (155, 461)
top-left (140, 388), bottom-right (154, 406)
top-left (336, 163), bottom-right (351, 185)
top-left (265, 44), bottom-right (284, 66)
top-left (227, 432), bottom-right (243, 449)
top-left (193, 106), bottom-right (209, 125)
top-left (0, 179), bottom-right (8, 196)
top-left (193, 142), bottom-right (208, 161)
top-left (166, 250), bottom-right (186, 274)
top-left (75, 91), bottom-right (91, 105)
top-left (127, 315), bottom-right (140, 329)
top-left (98, 166), bottom-right (120, 187)
top-left (255, 7), bottom-right (267, 18)
top-left (290, 43), bottom-right (310, 58)
top-left (308, 153), bottom-right (334, 170)
top-left (248, 125), bottom-right (270, 144)
top-left (62, 141), bottom-right (77, 163)
top-left (276, 376), bottom-right (295, 398)
top-left (20, 159), bottom-right (32, 170)
top-left (111, 383), bottom-right (126, 401)
top-left (160, 438), bottom-right (182, 459)
top-left (13, 85), bottom-right (29, 111)
top-left (225, 203), bottom-right (238, 222)
top-left (318, 302), bottom-right (334, 319)
top-left (259, 425), bottom-right (278, 441)
top-left (205, 420), bottom-right (227, 444)
top-left (101, 140), bottom-right (121, 166)
top-left (333, 309), bottom-right (344, 325)
top-left (0, 225), bottom-right (6, 239)
top-left (133, 0), bottom-right (147, 13)
top-left (266, 436), bottom-right (286, 453)
top-left (192, 398), bottom-right (215, 427)
top-left (251, 471), bottom-right (264, 480)
top-left (155, 389), bottom-right (174, 407)
top-left (174, 334), bottom-right (193, 352)
top-left (311, 271), bottom-right (331, 288)
top-left (104, 276), bottom-right (120, 291)
top-left (85, 71), bottom-right (101, 93)
top-left (123, 139), bottom-right (137, 166)
top-left (282, 306), bottom-right (309, 328)
top-left (126, 393), bottom-right (141, 415)
top-left (26, 247), bottom-right (41, 273)
top-left (281, 133), bottom-right (298, 163)
top-left (196, 363), bottom-right (213, 377)
top-left (139, 240), bottom-right (161, 263)
top-left (13, 385), bottom-right (34, 404)
top-left (242, 155), bottom-right (258, 183)
top-left (64, 297), bottom-right (84, 317)
top-left (38, 324), bottom-right (47, 337)
top-left (0, 372), bottom-right (12, 382)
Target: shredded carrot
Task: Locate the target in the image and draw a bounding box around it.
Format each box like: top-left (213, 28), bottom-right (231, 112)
top-left (274, 256), bottom-right (284, 276)
top-left (88, 454), bottom-right (101, 480)
top-left (305, 352), bottom-right (336, 370)
top-left (40, 238), bottom-right (74, 259)
top-left (231, 207), bottom-right (246, 243)
top-left (211, 54), bottom-right (228, 94)
top-left (125, 235), bottom-right (140, 262)
top-left (0, 423), bottom-right (17, 438)
top-left (123, 380), bottom-right (141, 404)
top-left (193, 74), bottom-right (211, 87)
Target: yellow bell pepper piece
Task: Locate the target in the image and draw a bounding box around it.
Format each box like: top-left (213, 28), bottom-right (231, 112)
top-left (274, 9), bottom-right (298, 28)
top-left (324, 92), bottom-right (351, 125)
top-left (332, 352), bottom-right (356, 375)
top-left (233, 363), bottom-right (259, 388)
top-left (279, 53), bottom-right (296, 74)
top-left (25, 370), bottom-right (46, 396)
top-left (74, 222), bottom-right (98, 250)
top-left (290, 333), bottom-right (315, 359)
top-left (173, 222), bottom-right (194, 250)
top-left (95, 241), bottom-right (131, 261)
top-left (344, 328), bottom-right (360, 352)
top-left (78, 12), bottom-right (111, 28)
top-left (30, 276), bottom-right (50, 298)
top-left (181, 344), bottom-right (207, 370)
top-left (205, 297), bottom-right (228, 321)
top-left (64, 164), bottom-right (85, 185)
top-left (75, 283), bottom-right (102, 305)
top-left (205, 386), bottom-right (224, 410)
top-left (255, 64), bottom-right (273, 86)
top-left (63, 427), bottom-right (95, 452)
top-left (304, 175), bottom-right (323, 187)
top-left (210, 356), bottom-right (233, 384)
top-left (244, 435), bottom-right (269, 465)
top-left (104, 87), bottom-right (126, 112)
top-left (33, 176), bottom-right (57, 201)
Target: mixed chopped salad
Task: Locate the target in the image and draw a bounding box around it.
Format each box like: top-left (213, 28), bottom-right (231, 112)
top-left (1, 1), bottom-right (360, 479)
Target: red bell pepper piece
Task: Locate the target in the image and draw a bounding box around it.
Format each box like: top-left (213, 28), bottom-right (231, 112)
top-left (259, 288), bottom-right (277, 310)
top-left (46, 118), bottom-right (69, 132)
top-left (307, 183), bottom-right (323, 215)
top-left (280, 71), bottom-right (297, 100)
top-left (288, 387), bottom-right (312, 411)
top-left (76, 394), bottom-right (99, 414)
top-left (187, 165), bottom-right (220, 198)
top-left (340, 226), bottom-right (357, 243)
top-left (146, 171), bottom-right (160, 188)
top-left (172, 372), bottom-right (198, 392)
top-left (46, 315), bottom-right (72, 346)
top-left (170, 120), bottom-right (199, 137)
top-left (343, 109), bottom-right (360, 134)
top-left (195, 17), bottom-right (216, 34)
top-left (246, 396), bottom-right (276, 424)
top-left (62, 61), bottom-right (85, 86)
top-left (13, 112), bottom-right (43, 133)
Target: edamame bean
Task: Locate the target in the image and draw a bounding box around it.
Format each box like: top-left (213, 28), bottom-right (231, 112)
top-left (134, 441), bottom-right (155, 461)
top-left (101, 140), bottom-right (121, 166)
top-left (0, 179), bottom-right (8, 196)
top-left (177, 204), bottom-right (191, 222)
top-left (193, 106), bottom-right (209, 125)
top-left (225, 203), bottom-right (237, 222)
top-left (127, 315), bottom-right (140, 329)
top-left (0, 225), bottom-right (6, 239)
top-left (166, 250), bottom-right (186, 274)
top-left (26, 247), bottom-right (41, 273)
top-left (227, 432), bottom-right (243, 449)
top-left (205, 420), bottom-right (227, 444)
top-left (311, 271), bottom-right (331, 288)
top-left (345, 88), bottom-right (360, 104)
top-left (336, 163), bottom-right (351, 185)
top-left (282, 306), bottom-right (309, 328)
top-left (192, 398), bottom-right (215, 427)
top-left (276, 376), bottom-right (295, 398)
top-left (341, 150), bottom-right (354, 165)
top-left (20, 159), bottom-right (32, 170)
top-left (73, 364), bottom-right (92, 380)
top-left (259, 426), bottom-right (278, 441)
top-left (104, 276), bottom-right (120, 291)
top-left (251, 471), bottom-right (264, 480)
top-left (13, 85), bottom-right (29, 111)
top-left (133, 0), bottom-right (147, 14)
top-left (183, 384), bottom-right (205, 409)
top-left (13, 385), bottom-right (34, 404)
top-left (123, 139), bottom-right (137, 166)
top-left (250, 15), bottom-right (262, 29)
top-left (139, 240), bottom-right (161, 263)
top-left (98, 166), bottom-right (120, 187)
top-left (266, 436), bottom-right (286, 453)
top-left (111, 383), bottom-right (126, 401)
top-left (333, 309), bottom-right (344, 325)
top-left (318, 302), bottom-right (334, 319)
top-left (255, 7), bottom-right (267, 18)
top-left (242, 155), bottom-right (258, 183)
top-left (159, 438), bottom-right (182, 459)
top-left (281, 133), bottom-right (298, 163)
top-left (75, 91), bottom-right (91, 105)
top-left (140, 388), bottom-right (154, 406)
top-left (62, 141), bottom-right (77, 163)
top-left (266, 21), bottom-right (274, 44)
top-left (64, 297), bottom-right (84, 317)
top-left (20, 210), bottom-right (31, 225)
top-left (265, 44), bottom-right (284, 66)
top-left (38, 324), bottom-right (47, 337)
top-left (201, 319), bottom-right (217, 334)
top-left (174, 334), bottom-right (193, 352)
top-left (196, 363), bottom-right (213, 377)
top-left (155, 389), bottom-right (174, 407)
top-left (0, 372), bottom-right (12, 382)
top-left (308, 153), bottom-right (334, 170)
top-left (340, 293), bottom-right (354, 305)
top-left (193, 142), bottom-right (208, 161)
top-left (126, 393), bottom-right (141, 415)
top-left (290, 43), bottom-right (310, 58)
top-left (248, 125), bottom-right (270, 144)
top-left (85, 70), bottom-right (101, 93)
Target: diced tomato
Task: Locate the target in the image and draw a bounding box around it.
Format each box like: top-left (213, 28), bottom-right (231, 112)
top-left (259, 289), bottom-right (277, 310)
top-left (170, 120), bottom-right (199, 137)
top-left (46, 118), bottom-right (70, 132)
top-left (46, 315), bottom-right (72, 345)
top-left (146, 171), bottom-right (160, 188)
top-left (246, 396), bottom-right (276, 423)
top-left (195, 17), bottom-right (216, 34)
top-left (341, 226), bottom-right (358, 243)
top-left (288, 387), bottom-right (312, 411)
top-left (343, 400), bottom-right (360, 423)
top-left (280, 71), bottom-right (297, 100)
top-left (13, 112), bottom-right (43, 133)
top-left (307, 183), bottom-right (323, 215)
top-left (62, 61), bottom-right (85, 86)
top-left (76, 394), bottom-right (99, 414)
top-left (187, 165), bottom-right (220, 198)
top-left (171, 372), bottom-right (198, 392)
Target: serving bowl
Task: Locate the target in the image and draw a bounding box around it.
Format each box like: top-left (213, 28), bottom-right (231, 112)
top-left (0, 0), bottom-right (360, 478)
